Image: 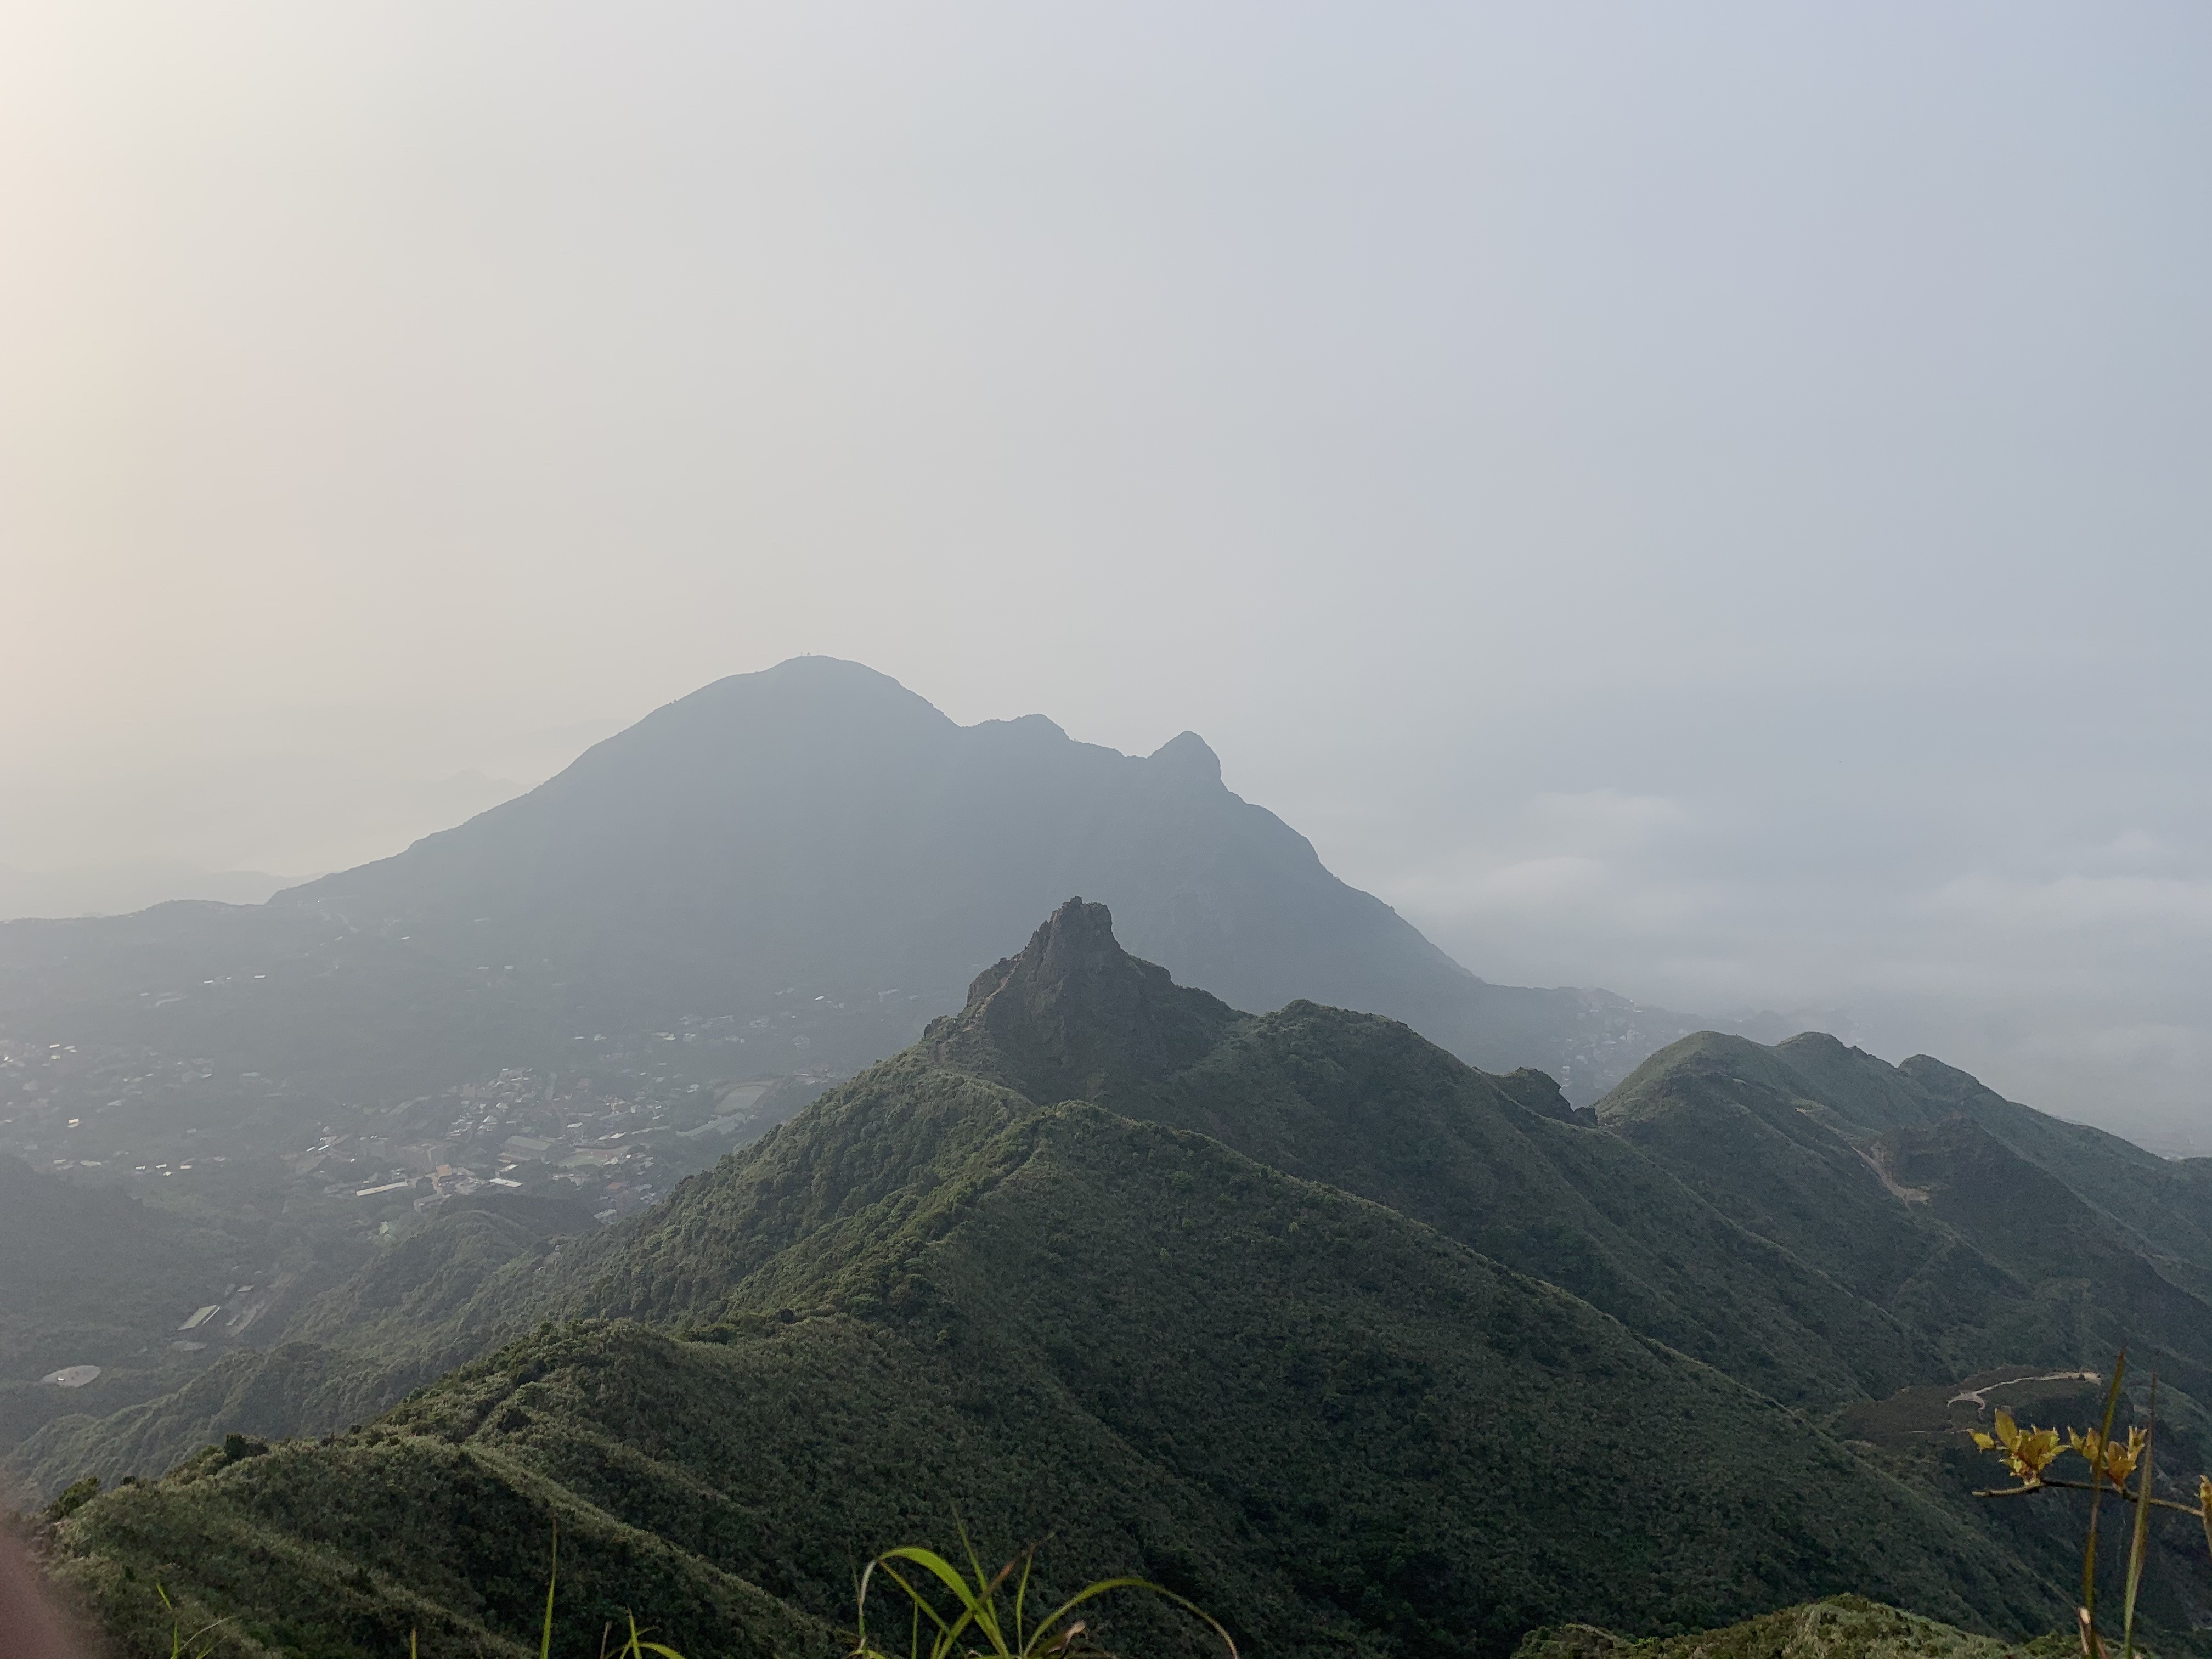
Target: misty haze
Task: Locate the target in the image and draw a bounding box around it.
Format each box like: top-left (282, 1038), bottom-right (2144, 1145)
top-left (5, 8), bottom-right (2210, 1659)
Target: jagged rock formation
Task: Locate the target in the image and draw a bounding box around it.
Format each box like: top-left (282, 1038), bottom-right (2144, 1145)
top-left (930, 899), bottom-right (1242, 1107)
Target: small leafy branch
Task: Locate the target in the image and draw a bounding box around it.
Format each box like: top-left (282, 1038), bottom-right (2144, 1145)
top-left (1967, 1352), bottom-right (2212, 1659)
top-left (851, 1529), bottom-right (1237, 1659)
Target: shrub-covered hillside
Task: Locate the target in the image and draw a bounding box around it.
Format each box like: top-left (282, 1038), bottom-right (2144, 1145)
top-left (36, 900), bottom-right (2212, 1657)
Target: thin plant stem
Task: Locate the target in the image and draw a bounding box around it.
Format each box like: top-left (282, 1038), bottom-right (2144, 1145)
top-left (541, 1516), bottom-right (560, 1659)
top-left (1973, 1479), bottom-right (2203, 1517)
top-left (2084, 1352), bottom-right (2128, 1640)
top-left (2120, 1378), bottom-right (2157, 1659)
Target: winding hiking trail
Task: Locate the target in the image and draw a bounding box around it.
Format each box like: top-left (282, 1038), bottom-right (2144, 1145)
top-left (1948, 1370), bottom-right (2101, 1411)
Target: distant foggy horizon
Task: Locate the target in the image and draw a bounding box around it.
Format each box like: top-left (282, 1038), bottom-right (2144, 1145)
top-left (2, 654), bottom-right (2203, 1159)
top-left (5, 5), bottom-right (2209, 1148)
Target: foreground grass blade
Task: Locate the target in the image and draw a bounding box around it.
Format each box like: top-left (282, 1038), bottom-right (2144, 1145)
top-left (155, 1582), bottom-right (236, 1659)
top-left (2120, 1381), bottom-right (2155, 1659)
top-left (857, 1550), bottom-right (975, 1656)
top-left (875, 1564), bottom-right (963, 1655)
top-left (1029, 1575), bottom-right (1238, 1658)
top-left (620, 1609), bottom-right (685, 1659)
top-left (854, 1542), bottom-right (1235, 1659)
top-left (954, 1521), bottom-right (1017, 1653)
top-left (2084, 1350), bottom-right (2129, 1640)
top-left (543, 1516), bottom-right (560, 1659)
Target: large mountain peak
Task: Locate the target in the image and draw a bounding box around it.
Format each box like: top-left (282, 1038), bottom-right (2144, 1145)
top-left (963, 896), bottom-right (1125, 1003)
top-left (932, 899), bottom-right (1242, 1106)
top-left (1, 658), bottom-right (1707, 1111)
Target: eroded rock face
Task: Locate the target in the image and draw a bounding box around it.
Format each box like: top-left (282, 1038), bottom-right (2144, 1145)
top-left (933, 898), bottom-right (1242, 1106)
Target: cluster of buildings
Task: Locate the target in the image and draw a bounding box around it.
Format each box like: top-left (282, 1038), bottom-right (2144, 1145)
top-left (1, 1024), bottom-right (843, 1235)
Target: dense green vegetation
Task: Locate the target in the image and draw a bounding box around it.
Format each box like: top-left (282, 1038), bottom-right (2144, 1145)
top-left (1140, 1003), bottom-right (1932, 1408)
top-left (1599, 1034), bottom-right (2212, 1426)
top-left (1512, 1596), bottom-right (2076, 1659)
top-left (31, 900), bottom-right (2212, 1658)
top-left (39, 1200), bottom-right (2047, 1659)
top-left (18, 1195), bottom-right (591, 1494)
top-left (0, 1154), bottom-right (239, 1378)
top-left (0, 1153), bottom-right (337, 1453)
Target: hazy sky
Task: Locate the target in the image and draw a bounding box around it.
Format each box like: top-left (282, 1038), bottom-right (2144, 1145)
top-left (4, 4), bottom-right (2210, 1144)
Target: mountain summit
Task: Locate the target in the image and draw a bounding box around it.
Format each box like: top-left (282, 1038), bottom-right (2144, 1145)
top-left (933, 898), bottom-right (1241, 1105)
top-left (281, 653), bottom-right (1487, 1040)
top-left (0, 657), bottom-right (1698, 1100)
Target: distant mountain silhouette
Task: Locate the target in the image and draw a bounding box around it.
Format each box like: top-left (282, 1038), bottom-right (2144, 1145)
top-left (0, 657), bottom-right (1698, 1097)
top-left (0, 860), bottom-right (292, 921)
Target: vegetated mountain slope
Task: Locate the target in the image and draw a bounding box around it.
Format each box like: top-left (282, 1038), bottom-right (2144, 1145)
top-left (15, 1192), bottom-right (590, 1494)
top-left (1145, 1007), bottom-right (1938, 1408)
top-left (1678, 1035), bottom-right (2212, 1289)
top-left (15, 907), bottom-right (1938, 1498)
top-left (0, 1157), bottom-right (244, 1373)
top-left (0, 657), bottom-right (1697, 1103)
top-left (1892, 1053), bottom-right (2212, 1300)
top-left (922, 901), bottom-right (1934, 1409)
top-left (1598, 1032), bottom-right (2212, 1410)
top-left (0, 1157), bottom-right (271, 1449)
top-left (39, 908), bottom-right (2210, 1504)
top-left (1513, 1594), bottom-right (2071, 1659)
top-left (47, 915), bottom-right (2058, 1659)
top-left (48, 904), bottom-right (2212, 1659)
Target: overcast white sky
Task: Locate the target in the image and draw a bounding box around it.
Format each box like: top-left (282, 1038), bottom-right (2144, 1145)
top-left (4, 3), bottom-right (2209, 1145)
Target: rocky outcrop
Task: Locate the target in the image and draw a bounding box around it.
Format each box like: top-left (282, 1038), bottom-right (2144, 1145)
top-left (931, 898), bottom-right (1242, 1107)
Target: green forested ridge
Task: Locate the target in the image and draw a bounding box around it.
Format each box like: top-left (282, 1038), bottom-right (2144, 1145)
top-left (1137, 1002), bottom-right (1933, 1408)
top-left (1593, 1028), bottom-right (2212, 1638)
top-left (32, 901), bottom-right (2212, 1657)
top-left (1512, 1596), bottom-right (2077, 1659)
top-left (40, 1114), bottom-right (2052, 1658)
top-left (1598, 1033), bottom-right (2212, 1402)
top-left (280, 1195), bottom-right (598, 1350)
top-left (1892, 1052), bottom-right (2212, 1301)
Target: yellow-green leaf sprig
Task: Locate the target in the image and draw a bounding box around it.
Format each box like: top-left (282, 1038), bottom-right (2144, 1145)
top-left (2070, 1425), bottom-right (2148, 1488)
top-left (1972, 1408), bottom-right (2064, 1485)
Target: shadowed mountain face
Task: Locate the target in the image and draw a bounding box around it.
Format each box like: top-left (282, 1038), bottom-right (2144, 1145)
top-left (0, 657), bottom-right (1699, 1103)
top-left (912, 907), bottom-right (1940, 1409)
top-left (932, 900), bottom-right (1244, 1107)
top-left (0, 1159), bottom-right (261, 1450)
top-left (1597, 1031), bottom-right (2212, 1407)
top-left (42, 903), bottom-right (2068, 1659)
